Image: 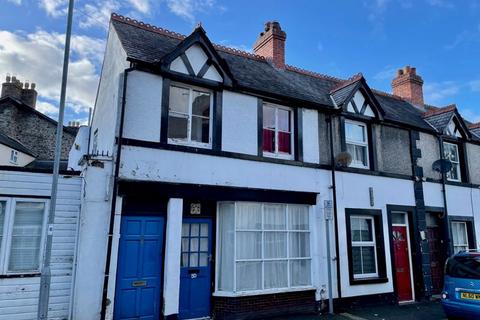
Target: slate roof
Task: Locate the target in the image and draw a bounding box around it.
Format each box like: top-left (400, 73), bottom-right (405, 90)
top-left (0, 131), bottom-right (35, 157)
top-left (110, 15), bottom-right (443, 133)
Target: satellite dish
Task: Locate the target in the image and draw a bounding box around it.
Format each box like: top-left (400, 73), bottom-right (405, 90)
top-left (335, 151), bottom-right (352, 168)
top-left (432, 159), bottom-right (452, 174)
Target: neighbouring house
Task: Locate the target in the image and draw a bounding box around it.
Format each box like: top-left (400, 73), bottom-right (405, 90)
top-left (0, 75), bottom-right (78, 169)
top-left (0, 77), bottom-right (82, 319)
top-left (71, 13), bottom-right (480, 320)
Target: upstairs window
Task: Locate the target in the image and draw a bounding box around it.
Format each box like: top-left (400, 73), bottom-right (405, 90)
top-left (9, 150), bottom-right (18, 164)
top-left (263, 104), bottom-right (293, 159)
top-left (345, 120), bottom-right (369, 169)
top-left (443, 142), bottom-right (461, 182)
top-left (168, 84), bottom-right (212, 147)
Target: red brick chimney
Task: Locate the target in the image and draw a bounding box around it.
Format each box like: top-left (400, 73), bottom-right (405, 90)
top-left (391, 66), bottom-right (424, 106)
top-left (253, 21), bottom-right (286, 69)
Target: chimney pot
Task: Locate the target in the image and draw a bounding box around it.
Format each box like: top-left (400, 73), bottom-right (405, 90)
top-left (392, 65), bottom-right (424, 106)
top-left (253, 21), bottom-right (287, 69)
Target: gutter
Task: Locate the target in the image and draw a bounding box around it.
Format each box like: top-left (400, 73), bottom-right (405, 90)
top-left (100, 67), bottom-right (133, 319)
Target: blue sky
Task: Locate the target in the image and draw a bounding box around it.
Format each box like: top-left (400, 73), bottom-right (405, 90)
top-left (1, 0), bottom-right (479, 124)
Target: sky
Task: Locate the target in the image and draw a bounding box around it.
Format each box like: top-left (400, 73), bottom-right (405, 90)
top-left (0, 0), bottom-right (480, 125)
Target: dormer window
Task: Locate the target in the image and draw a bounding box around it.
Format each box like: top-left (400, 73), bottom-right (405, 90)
top-left (168, 84), bottom-right (212, 148)
top-left (262, 103), bottom-right (293, 159)
top-left (443, 142), bottom-right (461, 182)
top-left (345, 120), bottom-right (369, 169)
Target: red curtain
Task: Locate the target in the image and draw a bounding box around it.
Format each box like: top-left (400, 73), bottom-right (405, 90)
top-left (263, 129), bottom-right (275, 152)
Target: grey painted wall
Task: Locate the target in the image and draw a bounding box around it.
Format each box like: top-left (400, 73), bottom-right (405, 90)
top-left (376, 125), bottom-right (412, 176)
top-left (466, 142), bottom-right (480, 184)
top-left (417, 132), bottom-right (441, 180)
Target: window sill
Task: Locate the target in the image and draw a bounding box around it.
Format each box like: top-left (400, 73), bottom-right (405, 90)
top-left (262, 152), bottom-right (294, 161)
top-left (213, 285), bottom-right (316, 297)
top-left (0, 272), bottom-right (41, 279)
top-left (168, 139), bottom-right (212, 150)
top-left (349, 276), bottom-right (388, 286)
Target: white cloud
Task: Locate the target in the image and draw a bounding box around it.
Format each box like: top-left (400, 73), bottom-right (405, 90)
top-left (424, 81), bottom-right (460, 104)
top-left (469, 80), bottom-right (480, 92)
top-left (7, 0), bottom-right (22, 5)
top-left (0, 29), bottom-right (102, 119)
top-left (127, 0), bottom-right (151, 14)
top-left (460, 108), bottom-right (480, 123)
top-left (78, 0), bottom-right (120, 30)
top-left (39, 0), bottom-right (67, 17)
top-left (166, 0), bottom-right (216, 22)
top-left (373, 65), bottom-right (397, 81)
top-left (36, 100), bottom-right (59, 116)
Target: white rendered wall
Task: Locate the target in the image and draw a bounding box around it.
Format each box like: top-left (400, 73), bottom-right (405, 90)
top-left (335, 172), bottom-right (415, 298)
top-left (119, 146), bottom-right (322, 192)
top-left (89, 24), bottom-right (128, 156)
top-left (163, 198), bottom-right (183, 316)
top-left (123, 71), bottom-right (162, 142)
top-left (0, 144), bottom-right (34, 167)
top-left (68, 126), bottom-right (90, 171)
top-left (221, 91), bottom-right (258, 155)
top-left (302, 108), bottom-right (320, 164)
top-left (72, 159), bottom-right (114, 320)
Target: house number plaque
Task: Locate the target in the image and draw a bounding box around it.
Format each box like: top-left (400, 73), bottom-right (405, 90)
top-left (190, 203), bottom-right (201, 215)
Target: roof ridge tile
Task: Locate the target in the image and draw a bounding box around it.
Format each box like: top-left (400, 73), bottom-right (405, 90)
top-left (422, 104), bottom-right (457, 118)
top-left (285, 65), bottom-right (344, 83)
top-left (329, 73), bottom-right (363, 93)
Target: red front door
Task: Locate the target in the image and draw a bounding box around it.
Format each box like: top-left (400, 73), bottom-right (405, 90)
top-left (393, 226), bottom-right (413, 302)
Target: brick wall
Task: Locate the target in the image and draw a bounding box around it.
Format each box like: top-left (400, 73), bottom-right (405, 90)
top-left (0, 99), bottom-right (76, 159)
top-left (212, 290), bottom-right (317, 320)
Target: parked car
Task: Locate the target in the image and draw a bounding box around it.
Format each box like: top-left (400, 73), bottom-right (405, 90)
top-left (441, 251), bottom-right (480, 319)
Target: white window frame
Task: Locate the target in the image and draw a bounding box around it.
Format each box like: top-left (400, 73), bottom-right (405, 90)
top-left (443, 142), bottom-right (461, 182)
top-left (0, 198), bottom-right (49, 275)
top-left (9, 150), bottom-right (18, 164)
top-left (350, 215), bottom-right (378, 279)
top-left (214, 202), bottom-right (313, 296)
top-left (262, 103), bottom-right (295, 160)
top-left (167, 83), bottom-right (213, 149)
top-left (345, 120), bottom-right (369, 169)
top-left (452, 221), bottom-right (469, 254)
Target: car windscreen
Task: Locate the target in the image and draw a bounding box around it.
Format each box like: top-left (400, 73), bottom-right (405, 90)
top-left (446, 255), bottom-right (480, 279)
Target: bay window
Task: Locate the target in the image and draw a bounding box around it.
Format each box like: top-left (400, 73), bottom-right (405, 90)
top-left (263, 104), bottom-right (294, 159)
top-left (451, 221), bottom-right (469, 254)
top-left (345, 120), bottom-right (369, 169)
top-left (0, 199), bottom-right (47, 274)
top-left (168, 84), bottom-right (212, 147)
top-left (443, 142), bottom-right (461, 182)
top-left (217, 202), bottom-right (311, 294)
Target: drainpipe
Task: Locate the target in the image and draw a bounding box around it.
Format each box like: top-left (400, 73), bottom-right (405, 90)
top-left (327, 114), bottom-right (342, 305)
top-left (100, 67), bottom-right (133, 319)
top-left (438, 136), bottom-right (452, 257)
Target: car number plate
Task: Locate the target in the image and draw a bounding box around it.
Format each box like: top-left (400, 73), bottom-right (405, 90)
top-left (460, 292), bottom-right (480, 300)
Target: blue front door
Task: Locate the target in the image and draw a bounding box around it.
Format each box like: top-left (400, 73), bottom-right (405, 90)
top-left (114, 216), bottom-right (165, 320)
top-left (179, 218), bottom-right (212, 319)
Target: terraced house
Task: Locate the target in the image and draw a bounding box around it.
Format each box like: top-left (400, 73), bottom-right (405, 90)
top-left (71, 13), bottom-right (480, 320)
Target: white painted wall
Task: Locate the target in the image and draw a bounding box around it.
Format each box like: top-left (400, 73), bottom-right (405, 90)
top-left (302, 108), bottom-right (320, 164)
top-left (68, 126), bottom-right (90, 171)
top-left (0, 170), bottom-right (81, 320)
top-left (72, 158), bottom-right (114, 320)
top-left (119, 146), bottom-right (323, 192)
top-left (89, 24), bottom-right (129, 156)
top-left (335, 172), bottom-right (415, 298)
top-left (0, 144), bottom-right (35, 167)
top-left (123, 71), bottom-right (162, 142)
top-left (221, 91), bottom-right (258, 156)
top-left (185, 44), bottom-right (208, 75)
top-left (163, 199), bottom-right (183, 316)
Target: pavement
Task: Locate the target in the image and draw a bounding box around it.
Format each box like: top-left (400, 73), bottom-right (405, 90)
top-left (272, 301), bottom-right (447, 320)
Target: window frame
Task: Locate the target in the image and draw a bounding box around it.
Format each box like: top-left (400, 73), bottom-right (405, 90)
top-left (451, 221), bottom-right (469, 254)
top-left (262, 103), bottom-right (295, 160)
top-left (0, 197), bottom-right (49, 275)
top-left (345, 208), bottom-right (388, 285)
top-left (167, 83), bottom-right (214, 149)
top-left (344, 120), bottom-right (370, 169)
top-left (350, 215), bottom-right (379, 279)
top-left (443, 141), bottom-right (461, 182)
top-left (214, 202), bottom-right (313, 296)
top-left (9, 150), bottom-right (18, 164)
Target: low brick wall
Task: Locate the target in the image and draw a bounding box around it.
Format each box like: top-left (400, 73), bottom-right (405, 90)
top-left (212, 290), bottom-right (317, 319)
